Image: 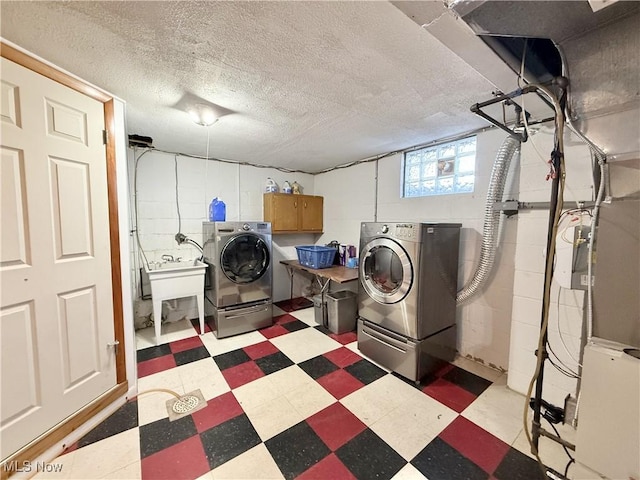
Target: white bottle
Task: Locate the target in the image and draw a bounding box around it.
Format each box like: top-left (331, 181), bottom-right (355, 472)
top-left (282, 181), bottom-right (292, 194)
top-left (265, 177), bottom-right (278, 193)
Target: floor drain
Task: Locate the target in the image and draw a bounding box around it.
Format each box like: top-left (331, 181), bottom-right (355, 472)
top-left (172, 395), bottom-right (200, 414)
top-left (166, 389), bottom-right (207, 421)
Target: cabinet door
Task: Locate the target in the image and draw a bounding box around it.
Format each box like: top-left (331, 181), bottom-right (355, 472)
top-left (270, 194), bottom-right (299, 232)
top-left (300, 195), bottom-right (323, 232)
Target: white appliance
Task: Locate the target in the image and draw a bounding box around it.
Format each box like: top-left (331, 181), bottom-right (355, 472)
top-left (203, 221), bottom-right (273, 338)
top-left (575, 340), bottom-right (640, 480)
top-left (357, 222), bottom-right (461, 381)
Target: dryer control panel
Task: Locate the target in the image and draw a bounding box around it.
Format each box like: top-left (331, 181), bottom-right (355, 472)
top-left (393, 224), bottom-right (416, 239)
top-left (362, 222), bottom-right (420, 241)
top-left (376, 223), bottom-right (416, 239)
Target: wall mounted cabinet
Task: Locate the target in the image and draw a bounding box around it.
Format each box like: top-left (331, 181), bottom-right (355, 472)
top-left (263, 193), bottom-right (323, 234)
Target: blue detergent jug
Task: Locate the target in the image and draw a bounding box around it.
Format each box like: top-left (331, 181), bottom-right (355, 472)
top-left (209, 197), bottom-right (226, 221)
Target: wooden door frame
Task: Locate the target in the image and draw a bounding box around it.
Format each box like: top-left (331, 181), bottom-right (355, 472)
top-left (1, 42), bottom-right (128, 476)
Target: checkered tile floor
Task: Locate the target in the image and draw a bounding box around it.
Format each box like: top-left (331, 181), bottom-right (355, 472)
top-left (39, 299), bottom-right (590, 480)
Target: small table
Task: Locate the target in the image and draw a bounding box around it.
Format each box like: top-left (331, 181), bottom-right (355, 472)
top-left (280, 260), bottom-right (359, 325)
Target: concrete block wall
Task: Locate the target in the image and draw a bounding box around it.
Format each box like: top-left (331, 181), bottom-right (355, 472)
top-left (129, 148), bottom-right (315, 324)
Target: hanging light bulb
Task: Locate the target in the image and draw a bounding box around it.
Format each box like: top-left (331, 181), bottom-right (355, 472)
top-left (187, 103), bottom-right (218, 126)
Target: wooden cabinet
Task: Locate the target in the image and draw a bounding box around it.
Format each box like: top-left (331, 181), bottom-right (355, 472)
top-left (263, 193), bottom-right (323, 233)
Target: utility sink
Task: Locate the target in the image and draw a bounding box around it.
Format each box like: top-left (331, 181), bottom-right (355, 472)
top-left (147, 259), bottom-right (205, 272)
top-left (144, 259), bottom-right (207, 345)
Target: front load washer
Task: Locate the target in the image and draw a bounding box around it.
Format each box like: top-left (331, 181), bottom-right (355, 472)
top-left (203, 221), bottom-right (273, 338)
top-left (357, 222), bottom-right (461, 381)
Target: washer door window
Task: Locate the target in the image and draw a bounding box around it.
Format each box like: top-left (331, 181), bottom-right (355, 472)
top-left (221, 234), bottom-right (270, 284)
top-left (360, 238), bottom-right (413, 304)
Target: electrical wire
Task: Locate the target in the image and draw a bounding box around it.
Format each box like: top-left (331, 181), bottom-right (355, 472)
top-left (175, 154), bottom-right (182, 234)
top-left (537, 42), bottom-right (607, 440)
top-left (149, 123), bottom-right (497, 177)
top-left (153, 147), bottom-right (312, 174)
top-left (564, 458), bottom-right (575, 479)
top-left (546, 419), bottom-right (575, 463)
top-left (558, 207), bottom-right (592, 224)
top-left (555, 286), bottom-right (584, 369)
top-left (519, 82), bottom-right (581, 208)
top-left (133, 148), bottom-right (152, 271)
top-left (549, 424), bottom-right (576, 479)
top-left (546, 340), bottom-right (580, 378)
top-left (173, 126), bottom-right (210, 258)
top-left (552, 38), bottom-right (608, 204)
top-left (558, 210), bottom-right (589, 245)
top-left (552, 41), bottom-right (606, 157)
top-left (522, 82), bottom-right (566, 470)
top-left (586, 153), bottom-right (606, 342)
top-left (515, 41), bottom-right (583, 209)
top-left (544, 418), bottom-right (576, 478)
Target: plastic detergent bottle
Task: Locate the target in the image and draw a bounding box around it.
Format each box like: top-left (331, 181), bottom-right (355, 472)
top-left (265, 177), bottom-right (278, 193)
top-left (282, 181), bottom-right (292, 194)
top-left (209, 197), bottom-right (226, 221)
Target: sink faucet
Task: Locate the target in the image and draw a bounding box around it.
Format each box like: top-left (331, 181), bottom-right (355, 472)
top-left (161, 254), bottom-right (174, 262)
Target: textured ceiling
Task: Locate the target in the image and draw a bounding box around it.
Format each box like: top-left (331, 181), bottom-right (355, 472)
top-left (1, 1), bottom-right (511, 172)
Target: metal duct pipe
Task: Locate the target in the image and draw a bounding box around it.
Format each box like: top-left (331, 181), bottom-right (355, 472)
top-left (457, 135), bottom-right (521, 304)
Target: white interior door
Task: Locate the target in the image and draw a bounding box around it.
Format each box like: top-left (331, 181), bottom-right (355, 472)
top-left (1, 57), bottom-right (116, 460)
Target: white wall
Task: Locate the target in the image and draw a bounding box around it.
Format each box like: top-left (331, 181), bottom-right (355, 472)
top-left (129, 149), bottom-right (315, 323)
top-left (508, 127), bottom-right (593, 405)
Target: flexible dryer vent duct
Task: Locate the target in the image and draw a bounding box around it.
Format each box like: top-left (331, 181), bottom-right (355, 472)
top-left (457, 135), bottom-right (520, 304)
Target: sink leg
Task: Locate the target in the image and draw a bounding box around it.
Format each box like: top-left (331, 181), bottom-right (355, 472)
top-left (196, 293), bottom-right (205, 335)
top-left (152, 297), bottom-right (163, 345)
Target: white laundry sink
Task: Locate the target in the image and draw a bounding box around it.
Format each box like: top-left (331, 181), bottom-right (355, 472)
top-left (144, 259), bottom-right (207, 344)
top-left (147, 259), bottom-right (205, 272)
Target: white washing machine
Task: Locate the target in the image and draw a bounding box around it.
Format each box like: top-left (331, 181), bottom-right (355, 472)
top-left (203, 221), bottom-right (273, 338)
top-left (357, 222), bottom-right (461, 381)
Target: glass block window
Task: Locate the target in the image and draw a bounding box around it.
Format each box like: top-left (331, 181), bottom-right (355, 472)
top-left (403, 136), bottom-right (477, 197)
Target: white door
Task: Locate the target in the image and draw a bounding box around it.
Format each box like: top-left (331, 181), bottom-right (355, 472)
top-left (1, 57), bottom-right (117, 460)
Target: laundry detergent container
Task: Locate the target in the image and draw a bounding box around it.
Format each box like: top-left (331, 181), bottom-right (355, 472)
top-left (327, 290), bottom-right (357, 334)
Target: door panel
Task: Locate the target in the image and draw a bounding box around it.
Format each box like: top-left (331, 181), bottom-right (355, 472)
top-left (1, 302), bottom-right (39, 423)
top-left (273, 194), bottom-right (298, 232)
top-left (0, 57), bottom-right (116, 460)
top-left (45, 99), bottom-right (88, 144)
top-left (50, 156), bottom-right (93, 259)
top-left (58, 287), bottom-right (100, 389)
top-left (0, 147), bottom-right (30, 267)
top-left (1, 79), bottom-right (21, 126)
top-left (300, 195), bottom-right (323, 232)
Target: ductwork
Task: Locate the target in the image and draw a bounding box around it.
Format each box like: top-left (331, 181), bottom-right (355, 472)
top-left (394, 1), bottom-right (639, 163)
top-left (448, 0), bottom-right (640, 162)
top-left (457, 135), bottom-right (520, 304)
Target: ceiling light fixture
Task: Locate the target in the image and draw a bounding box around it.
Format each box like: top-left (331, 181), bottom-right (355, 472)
top-left (187, 103), bottom-right (219, 126)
